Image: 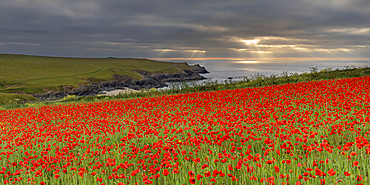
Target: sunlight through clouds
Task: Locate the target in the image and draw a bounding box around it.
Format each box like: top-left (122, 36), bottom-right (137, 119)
top-left (233, 60), bottom-right (260, 64)
top-left (249, 51), bottom-right (273, 54)
top-left (241, 39), bottom-right (260, 45)
top-left (234, 36), bottom-right (356, 58)
top-left (154, 49), bottom-right (206, 58)
top-left (327, 28), bottom-right (370, 35)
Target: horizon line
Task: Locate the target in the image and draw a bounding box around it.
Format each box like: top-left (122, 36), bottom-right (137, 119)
top-left (1, 54), bottom-right (370, 61)
top-left (149, 57), bottom-right (370, 61)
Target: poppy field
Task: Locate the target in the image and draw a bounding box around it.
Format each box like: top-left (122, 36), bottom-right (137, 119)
top-left (1, 76), bottom-right (370, 185)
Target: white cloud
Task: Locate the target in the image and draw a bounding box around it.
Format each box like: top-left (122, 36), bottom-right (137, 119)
top-left (241, 39), bottom-right (260, 45)
top-left (249, 51), bottom-right (273, 54)
top-left (327, 28), bottom-right (370, 36)
top-left (234, 36), bottom-right (357, 55)
top-left (313, 48), bottom-right (353, 53)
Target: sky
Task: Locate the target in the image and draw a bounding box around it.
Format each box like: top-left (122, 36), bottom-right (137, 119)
top-left (1, 0), bottom-right (370, 60)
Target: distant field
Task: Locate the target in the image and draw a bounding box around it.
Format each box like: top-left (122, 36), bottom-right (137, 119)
top-left (0, 54), bottom-right (190, 95)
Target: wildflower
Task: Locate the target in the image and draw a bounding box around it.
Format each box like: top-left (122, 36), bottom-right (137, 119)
top-left (320, 179), bottom-right (325, 185)
top-left (189, 177), bottom-right (196, 184)
top-left (327, 169), bottom-right (336, 176)
top-left (131, 169), bottom-right (140, 176)
top-left (78, 171), bottom-right (84, 178)
top-left (353, 161), bottom-right (359, 166)
top-left (162, 169), bottom-right (169, 176)
top-left (188, 171), bottom-right (195, 177)
top-left (205, 171), bottom-right (211, 177)
top-left (315, 168), bottom-right (326, 176)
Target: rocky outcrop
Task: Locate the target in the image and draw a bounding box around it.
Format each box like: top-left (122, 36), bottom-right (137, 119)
top-left (33, 79), bottom-right (168, 101)
top-left (190, 64), bottom-right (209, 74)
top-left (137, 69), bottom-right (206, 82)
top-left (32, 64), bottom-right (208, 101)
top-left (63, 85), bottom-right (74, 94)
top-left (33, 91), bottom-right (68, 101)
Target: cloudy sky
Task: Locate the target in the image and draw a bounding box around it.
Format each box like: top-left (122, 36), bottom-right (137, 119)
top-left (1, 0), bottom-right (370, 60)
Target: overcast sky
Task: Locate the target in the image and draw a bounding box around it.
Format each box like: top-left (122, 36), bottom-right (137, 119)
top-left (1, 0), bottom-right (370, 59)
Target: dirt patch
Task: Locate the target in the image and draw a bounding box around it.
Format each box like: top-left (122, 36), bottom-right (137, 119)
top-left (102, 87), bottom-right (142, 96)
top-left (5, 84), bottom-right (25, 89)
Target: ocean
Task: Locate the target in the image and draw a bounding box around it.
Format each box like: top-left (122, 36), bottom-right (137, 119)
top-left (165, 58), bottom-right (370, 82)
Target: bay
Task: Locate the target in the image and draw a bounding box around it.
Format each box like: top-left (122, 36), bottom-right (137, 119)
top-left (166, 58), bottom-right (370, 82)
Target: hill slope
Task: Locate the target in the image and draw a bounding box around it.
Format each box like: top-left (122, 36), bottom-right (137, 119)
top-left (0, 54), bottom-right (191, 95)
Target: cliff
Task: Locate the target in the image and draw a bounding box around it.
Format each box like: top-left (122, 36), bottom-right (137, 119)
top-left (33, 64), bottom-right (208, 101)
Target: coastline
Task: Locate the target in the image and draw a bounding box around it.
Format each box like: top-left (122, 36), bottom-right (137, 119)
top-left (32, 63), bottom-right (209, 101)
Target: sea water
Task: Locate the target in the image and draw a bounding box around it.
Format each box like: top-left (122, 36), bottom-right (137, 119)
top-left (161, 58), bottom-right (370, 88)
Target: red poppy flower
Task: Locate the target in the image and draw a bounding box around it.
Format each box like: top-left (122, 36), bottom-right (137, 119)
top-left (327, 169), bottom-right (336, 176)
top-left (205, 171), bottom-right (211, 177)
top-left (189, 177), bottom-right (196, 184)
top-left (162, 169), bottom-right (169, 176)
top-left (188, 171), bottom-right (195, 177)
top-left (353, 161), bottom-right (359, 166)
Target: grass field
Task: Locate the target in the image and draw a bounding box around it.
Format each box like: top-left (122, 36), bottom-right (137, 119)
top-left (0, 54), bottom-right (190, 95)
top-left (0, 92), bottom-right (37, 105)
top-left (0, 76), bottom-right (369, 184)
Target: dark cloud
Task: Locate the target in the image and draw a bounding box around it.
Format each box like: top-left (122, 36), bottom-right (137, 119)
top-left (1, 0), bottom-right (370, 58)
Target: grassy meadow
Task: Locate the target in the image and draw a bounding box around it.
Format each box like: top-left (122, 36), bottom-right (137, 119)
top-left (0, 54), bottom-right (190, 96)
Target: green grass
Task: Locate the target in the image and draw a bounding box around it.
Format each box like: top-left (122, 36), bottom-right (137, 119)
top-left (0, 54), bottom-right (190, 94)
top-left (0, 92), bottom-right (37, 105)
top-left (1, 59), bottom-right (370, 110)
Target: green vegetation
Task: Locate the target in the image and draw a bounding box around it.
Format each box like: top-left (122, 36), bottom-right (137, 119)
top-left (1, 64), bottom-right (369, 110)
top-left (0, 54), bottom-right (190, 94)
top-left (0, 92), bottom-right (37, 105)
top-left (1, 75), bottom-right (369, 184)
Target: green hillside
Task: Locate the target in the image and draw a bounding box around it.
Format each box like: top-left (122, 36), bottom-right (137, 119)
top-left (0, 54), bottom-right (189, 95)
